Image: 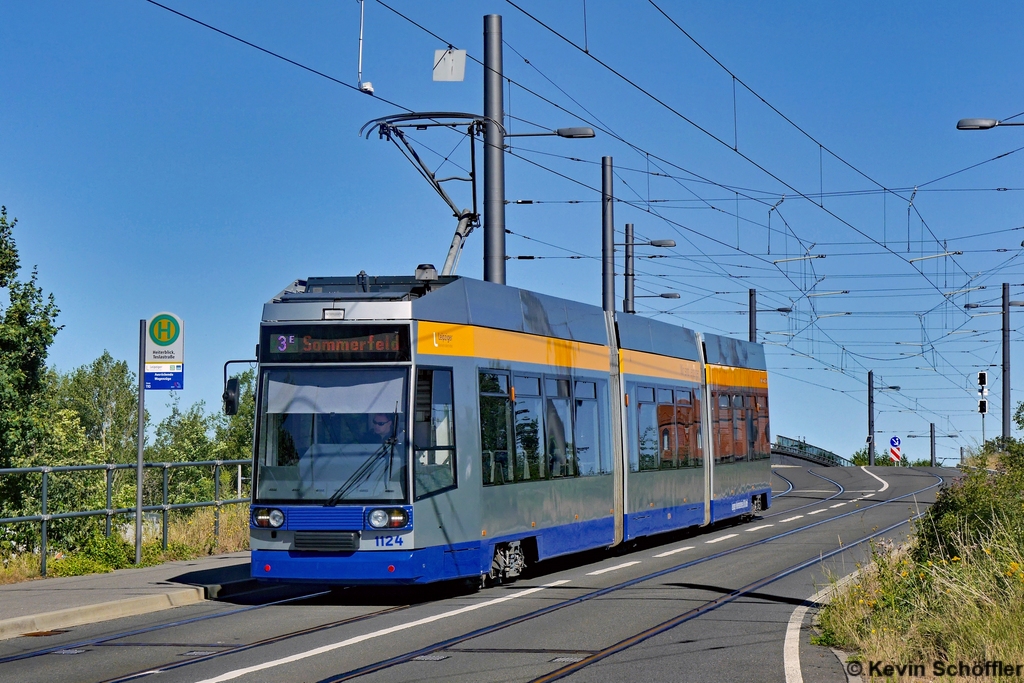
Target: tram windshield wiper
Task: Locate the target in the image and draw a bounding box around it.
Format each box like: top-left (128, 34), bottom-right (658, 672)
top-left (323, 441), bottom-right (392, 506)
top-left (324, 407), bottom-right (400, 507)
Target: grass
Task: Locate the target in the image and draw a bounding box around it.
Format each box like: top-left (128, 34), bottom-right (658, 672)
top-left (817, 522), bottom-right (1024, 667)
top-left (816, 442), bottom-right (1024, 675)
top-left (0, 504), bottom-right (250, 582)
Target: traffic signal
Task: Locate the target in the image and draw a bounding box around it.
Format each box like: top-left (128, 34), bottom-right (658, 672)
top-left (979, 399), bottom-right (988, 414)
top-left (978, 371), bottom-right (988, 387)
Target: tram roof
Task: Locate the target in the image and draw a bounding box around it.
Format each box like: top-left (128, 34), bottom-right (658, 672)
top-left (265, 274), bottom-right (764, 370)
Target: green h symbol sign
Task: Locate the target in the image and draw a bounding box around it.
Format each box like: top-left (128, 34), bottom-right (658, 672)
top-left (149, 315), bottom-right (180, 346)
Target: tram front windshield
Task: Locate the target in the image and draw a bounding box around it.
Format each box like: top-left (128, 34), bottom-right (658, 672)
top-left (255, 367), bottom-right (407, 504)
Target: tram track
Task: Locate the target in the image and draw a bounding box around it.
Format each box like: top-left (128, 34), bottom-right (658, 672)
top-left (762, 469), bottom-right (843, 519)
top-left (304, 470), bottom-right (945, 683)
top-left (0, 589), bottom-right (339, 666)
top-left (3, 466), bottom-right (835, 669)
top-left (527, 512), bottom-right (926, 683)
top-left (770, 470), bottom-right (795, 497)
top-left (95, 604), bottom-right (414, 683)
top-left (3, 469), bottom-right (943, 683)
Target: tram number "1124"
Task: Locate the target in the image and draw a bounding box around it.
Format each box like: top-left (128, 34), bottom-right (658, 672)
top-left (373, 535), bottom-right (405, 547)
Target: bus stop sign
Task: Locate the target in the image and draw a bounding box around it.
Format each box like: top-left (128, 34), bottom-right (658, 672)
top-left (145, 312), bottom-right (184, 390)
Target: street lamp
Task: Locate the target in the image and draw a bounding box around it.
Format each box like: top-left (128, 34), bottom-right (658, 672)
top-left (962, 283), bottom-right (1024, 440)
top-left (867, 370), bottom-right (901, 466)
top-left (747, 288), bottom-right (793, 342)
top-left (620, 223), bottom-right (676, 314)
top-left (505, 127), bottom-right (596, 139)
top-left (956, 118), bottom-right (1024, 130)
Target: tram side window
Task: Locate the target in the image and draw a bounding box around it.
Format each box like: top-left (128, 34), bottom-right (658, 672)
top-left (754, 394), bottom-right (770, 460)
top-left (574, 380), bottom-right (601, 476)
top-left (414, 369), bottom-right (457, 499)
top-left (657, 388), bottom-right (676, 469)
top-left (480, 371), bottom-right (513, 485)
top-left (545, 378), bottom-right (575, 478)
top-left (514, 374), bottom-right (546, 481)
top-left (675, 389), bottom-right (697, 468)
top-left (732, 394), bottom-right (747, 462)
top-left (636, 386), bottom-right (659, 471)
top-left (716, 392), bottom-right (734, 464)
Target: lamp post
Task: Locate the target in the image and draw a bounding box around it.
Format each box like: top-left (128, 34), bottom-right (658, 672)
top-left (747, 288), bottom-right (793, 343)
top-left (620, 223), bottom-right (676, 313)
top-left (963, 283), bottom-right (1024, 440)
top-left (484, 15), bottom-right (595, 285)
top-left (867, 370), bottom-right (901, 466)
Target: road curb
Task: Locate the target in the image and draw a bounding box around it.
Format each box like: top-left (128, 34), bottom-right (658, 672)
top-left (202, 578), bottom-right (262, 600)
top-left (0, 587), bottom-right (205, 641)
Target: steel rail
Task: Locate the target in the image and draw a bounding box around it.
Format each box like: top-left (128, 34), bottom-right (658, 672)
top-left (769, 470), bottom-right (795, 497)
top-left (530, 511), bottom-right (927, 682)
top-left (762, 468), bottom-right (844, 518)
top-left (94, 604), bottom-right (414, 683)
top-left (0, 589), bottom-right (332, 665)
top-left (311, 470), bottom-right (947, 683)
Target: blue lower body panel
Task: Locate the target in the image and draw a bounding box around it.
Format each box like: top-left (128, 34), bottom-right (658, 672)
top-left (710, 488), bottom-right (771, 523)
top-left (252, 517), bottom-right (616, 585)
top-left (624, 503), bottom-right (704, 541)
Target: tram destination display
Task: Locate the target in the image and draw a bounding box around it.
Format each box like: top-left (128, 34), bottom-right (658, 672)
top-left (260, 324), bottom-right (410, 362)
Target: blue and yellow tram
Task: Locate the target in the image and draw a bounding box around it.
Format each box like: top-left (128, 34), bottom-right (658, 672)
top-left (246, 273), bottom-right (771, 584)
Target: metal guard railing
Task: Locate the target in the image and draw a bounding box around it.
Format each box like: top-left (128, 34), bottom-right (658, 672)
top-left (773, 435), bottom-right (852, 467)
top-left (0, 460), bottom-right (250, 576)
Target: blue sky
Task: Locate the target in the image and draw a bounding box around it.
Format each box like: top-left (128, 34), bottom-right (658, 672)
top-left (2, 1), bottom-right (1023, 464)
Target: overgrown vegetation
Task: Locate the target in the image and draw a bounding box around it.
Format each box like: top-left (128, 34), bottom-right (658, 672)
top-left (0, 207), bottom-right (256, 580)
top-left (818, 438), bottom-right (1024, 665)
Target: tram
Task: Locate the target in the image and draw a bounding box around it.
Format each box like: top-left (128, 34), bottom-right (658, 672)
top-left (241, 268), bottom-right (772, 585)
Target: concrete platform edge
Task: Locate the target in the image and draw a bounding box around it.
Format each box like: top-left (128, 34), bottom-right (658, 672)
top-left (0, 587), bottom-right (205, 641)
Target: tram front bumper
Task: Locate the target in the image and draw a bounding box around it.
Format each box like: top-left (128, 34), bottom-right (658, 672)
top-left (251, 547), bottom-right (448, 585)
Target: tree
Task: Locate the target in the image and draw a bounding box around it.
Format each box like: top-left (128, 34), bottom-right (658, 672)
top-left (55, 351), bottom-right (140, 464)
top-left (143, 396), bottom-right (217, 506)
top-left (0, 207), bottom-right (61, 520)
top-left (850, 446), bottom-right (895, 466)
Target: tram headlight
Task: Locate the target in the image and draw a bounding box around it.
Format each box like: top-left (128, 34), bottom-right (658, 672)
top-left (368, 509), bottom-right (390, 529)
top-left (368, 508), bottom-right (409, 529)
top-left (254, 508), bottom-right (285, 528)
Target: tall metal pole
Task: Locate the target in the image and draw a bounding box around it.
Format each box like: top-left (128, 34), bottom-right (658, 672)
top-left (748, 288), bottom-right (757, 343)
top-left (1003, 282), bottom-right (1010, 440)
top-left (135, 320), bottom-right (146, 564)
top-left (357, 0), bottom-right (365, 86)
top-left (624, 223), bottom-right (635, 314)
top-left (930, 422), bottom-right (936, 467)
top-left (483, 15), bottom-right (506, 285)
top-left (867, 370), bottom-right (875, 466)
top-left (602, 156), bottom-right (614, 312)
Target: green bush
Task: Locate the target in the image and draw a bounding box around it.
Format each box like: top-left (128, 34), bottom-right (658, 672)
top-left (914, 439), bottom-right (1024, 561)
top-left (49, 555), bottom-right (112, 577)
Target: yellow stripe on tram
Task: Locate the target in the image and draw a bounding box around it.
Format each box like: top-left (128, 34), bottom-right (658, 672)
top-left (619, 348), bottom-right (701, 383)
top-left (706, 364), bottom-right (768, 389)
top-left (416, 321), bottom-right (610, 371)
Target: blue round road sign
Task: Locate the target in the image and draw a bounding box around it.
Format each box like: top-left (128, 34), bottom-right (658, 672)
top-left (890, 436), bottom-right (901, 448)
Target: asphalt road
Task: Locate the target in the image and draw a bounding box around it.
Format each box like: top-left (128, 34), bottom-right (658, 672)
top-left (0, 463), bottom-right (956, 683)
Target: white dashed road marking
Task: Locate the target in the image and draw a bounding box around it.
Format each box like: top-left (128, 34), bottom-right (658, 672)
top-left (705, 533), bottom-right (738, 544)
top-left (195, 580), bottom-right (571, 683)
top-left (587, 561), bottom-right (641, 576)
top-left (654, 546), bottom-right (695, 558)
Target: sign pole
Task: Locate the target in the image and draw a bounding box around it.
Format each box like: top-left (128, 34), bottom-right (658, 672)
top-left (136, 319), bottom-right (146, 564)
